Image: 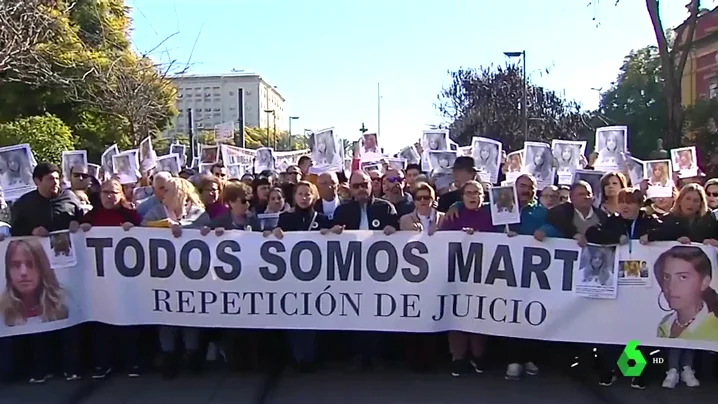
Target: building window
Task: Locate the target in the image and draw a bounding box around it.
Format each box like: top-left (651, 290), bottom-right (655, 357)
top-left (710, 82), bottom-right (718, 99)
top-left (229, 91), bottom-right (235, 96)
top-left (213, 113), bottom-right (221, 117)
top-left (213, 108), bottom-right (221, 111)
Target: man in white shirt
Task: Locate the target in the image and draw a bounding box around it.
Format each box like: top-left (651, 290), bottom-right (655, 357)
top-left (315, 172), bottom-right (340, 220)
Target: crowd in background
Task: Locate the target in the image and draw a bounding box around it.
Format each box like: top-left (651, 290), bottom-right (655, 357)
top-left (0, 147), bottom-right (717, 393)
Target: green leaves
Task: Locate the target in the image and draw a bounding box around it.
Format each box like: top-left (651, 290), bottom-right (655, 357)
top-left (0, 115), bottom-right (76, 165)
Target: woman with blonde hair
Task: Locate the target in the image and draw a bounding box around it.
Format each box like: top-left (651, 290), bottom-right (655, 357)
top-left (1, 239), bottom-right (68, 327)
top-left (141, 176), bottom-right (210, 379)
top-left (0, 238), bottom-right (72, 383)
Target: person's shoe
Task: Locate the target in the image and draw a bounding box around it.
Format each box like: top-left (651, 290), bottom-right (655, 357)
top-left (64, 372), bottom-right (81, 381)
top-left (631, 375), bottom-right (646, 390)
top-left (505, 363), bottom-right (523, 380)
top-left (469, 358), bottom-right (484, 373)
top-left (29, 374), bottom-right (50, 384)
top-left (524, 361), bottom-right (539, 376)
top-left (598, 370), bottom-right (616, 386)
top-left (127, 366), bottom-right (141, 378)
top-left (91, 367), bottom-right (111, 380)
top-left (161, 353), bottom-right (178, 380)
top-left (450, 359), bottom-right (474, 377)
top-left (681, 366), bottom-right (700, 387)
top-left (662, 368), bottom-right (679, 389)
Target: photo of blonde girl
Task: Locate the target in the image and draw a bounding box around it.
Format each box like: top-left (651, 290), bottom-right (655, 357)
top-left (655, 245), bottom-right (718, 340)
top-left (645, 160), bottom-right (672, 187)
top-left (0, 238), bottom-right (69, 327)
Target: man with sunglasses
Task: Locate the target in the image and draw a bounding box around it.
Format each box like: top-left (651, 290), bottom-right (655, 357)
top-left (330, 170), bottom-right (399, 370)
top-left (382, 168), bottom-right (413, 217)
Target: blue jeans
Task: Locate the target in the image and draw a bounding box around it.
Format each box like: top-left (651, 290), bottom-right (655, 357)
top-left (91, 323), bottom-right (141, 368)
top-left (668, 348), bottom-right (695, 370)
top-left (158, 326), bottom-right (200, 352)
top-left (286, 330), bottom-right (317, 363)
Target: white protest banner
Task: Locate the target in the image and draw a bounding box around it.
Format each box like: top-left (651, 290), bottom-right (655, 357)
top-left (1, 229), bottom-right (717, 352)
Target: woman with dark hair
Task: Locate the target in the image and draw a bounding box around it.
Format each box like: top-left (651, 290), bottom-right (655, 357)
top-left (267, 181), bottom-right (335, 372)
top-left (438, 180), bottom-right (494, 376)
top-left (598, 172), bottom-right (627, 214)
top-left (653, 246), bottom-right (718, 388)
top-left (250, 176), bottom-right (271, 214)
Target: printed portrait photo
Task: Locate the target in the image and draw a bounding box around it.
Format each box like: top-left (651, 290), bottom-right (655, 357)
top-left (523, 143), bottom-right (554, 186)
top-left (61, 151), bottom-right (87, 185)
top-left (422, 130), bottom-right (448, 152)
top-left (101, 144), bottom-right (119, 180)
top-left (0, 145), bottom-right (34, 196)
top-left (200, 145), bottom-right (219, 164)
top-left (626, 156), bottom-right (645, 187)
top-left (157, 154), bottom-right (181, 176)
top-left (671, 147), bottom-right (698, 178)
top-left (398, 145), bottom-right (420, 165)
top-left (170, 144), bottom-right (187, 167)
top-left (594, 126), bottom-right (627, 169)
top-left (361, 133), bottom-right (380, 155)
top-left (472, 137), bottom-right (501, 183)
top-left (428, 151), bottom-right (457, 173)
top-left (0, 238), bottom-right (69, 327)
top-left (645, 160), bottom-right (672, 187)
top-left (579, 246), bottom-right (616, 287)
top-left (489, 185), bottom-right (521, 226)
top-left (655, 245), bottom-right (718, 341)
top-left (254, 148), bottom-right (275, 173)
top-left (312, 129), bottom-right (340, 168)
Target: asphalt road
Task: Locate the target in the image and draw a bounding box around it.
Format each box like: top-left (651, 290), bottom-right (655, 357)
top-left (0, 363), bottom-right (715, 404)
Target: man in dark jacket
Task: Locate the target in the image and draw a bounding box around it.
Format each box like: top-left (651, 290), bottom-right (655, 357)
top-left (331, 171), bottom-right (398, 233)
top-left (330, 170), bottom-right (398, 369)
top-left (541, 180), bottom-right (608, 246)
top-left (11, 162), bottom-right (84, 237)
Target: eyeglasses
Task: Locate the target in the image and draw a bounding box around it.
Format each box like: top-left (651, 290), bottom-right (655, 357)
top-left (214, 172), bottom-right (227, 178)
top-left (386, 176), bottom-right (403, 183)
top-left (708, 192), bottom-right (718, 197)
top-left (351, 183), bottom-right (369, 190)
top-left (415, 194), bottom-right (433, 201)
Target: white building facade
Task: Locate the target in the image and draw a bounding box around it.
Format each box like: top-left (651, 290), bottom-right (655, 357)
top-left (163, 73), bottom-right (285, 139)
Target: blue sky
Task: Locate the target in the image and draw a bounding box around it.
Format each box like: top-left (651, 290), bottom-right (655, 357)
top-left (127, 0), bottom-right (714, 153)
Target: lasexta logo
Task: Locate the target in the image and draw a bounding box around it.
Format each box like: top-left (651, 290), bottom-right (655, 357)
top-left (617, 340), bottom-right (647, 377)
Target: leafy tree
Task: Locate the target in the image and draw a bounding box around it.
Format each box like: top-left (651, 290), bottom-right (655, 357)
top-left (0, 115), bottom-right (76, 165)
top-left (599, 45), bottom-right (668, 158)
top-left (591, 0), bottom-right (701, 148)
top-left (0, 0), bottom-right (178, 160)
top-left (684, 99), bottom-right (718, 174)
top-left (436, 64), bottom-right (595, 152)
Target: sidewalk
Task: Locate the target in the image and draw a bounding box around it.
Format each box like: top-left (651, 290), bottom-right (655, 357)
top-left (0, 366), bottom-right (716, 404)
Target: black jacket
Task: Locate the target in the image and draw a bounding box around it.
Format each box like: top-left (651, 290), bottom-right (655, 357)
top-left (437, 190), bottom-right (459, 213)
top-left (585, 210), bottom-right (660, 245)
top-left (278, 207), bottom-right (332, 232)
top-left (646, 212), bottom-right (718, 243)
top-left (332, 197), bottom-right (399, 230)
top-left (10, 189), bottom-right (84, 236)
top-left (547, 202), bottom-right (609, 238)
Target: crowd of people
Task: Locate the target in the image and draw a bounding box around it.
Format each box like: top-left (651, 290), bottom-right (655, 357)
top-left (0, 147), bottom-right (717, 394)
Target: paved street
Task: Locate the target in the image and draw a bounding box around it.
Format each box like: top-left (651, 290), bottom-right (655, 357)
top-left (0, 364), bottom-right (716, 404)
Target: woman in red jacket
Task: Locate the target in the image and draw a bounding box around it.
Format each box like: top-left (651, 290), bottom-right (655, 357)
top-left (80, 178), bottom-right (142, 379)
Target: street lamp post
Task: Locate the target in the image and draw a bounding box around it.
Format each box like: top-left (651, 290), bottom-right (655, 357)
top-left (288, 116), bottom-right (299, 146)
top-left (264, 109), bottom-right (276, 148)
top-left (504, 50), bottom-right (527, 140)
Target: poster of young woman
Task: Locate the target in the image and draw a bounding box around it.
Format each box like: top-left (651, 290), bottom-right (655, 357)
top-left (593, 126), bottom-right (627, 171)
top-left (551, 140), bottom-right (586, 185)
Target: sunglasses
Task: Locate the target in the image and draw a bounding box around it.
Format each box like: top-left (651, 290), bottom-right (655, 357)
top-left (351, 183), bottom-right (369, 190)
top-left (214, 172), bottom-right (227, 178)
top-left (415, 194), bottom-right (433, 201)
top-left (708, 192), bottom-right (718, 197)
top-left (386, 176), bottom-right (403, 183)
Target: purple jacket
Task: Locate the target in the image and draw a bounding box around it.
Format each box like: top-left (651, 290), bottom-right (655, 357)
top-left (205, 201), bottom-right (229, 219)
top-left (440, 205), bottom-right (496, 232)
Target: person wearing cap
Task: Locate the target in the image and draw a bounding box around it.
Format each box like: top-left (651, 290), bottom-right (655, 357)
top-left (437, 156), bottom-right (476, 213)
